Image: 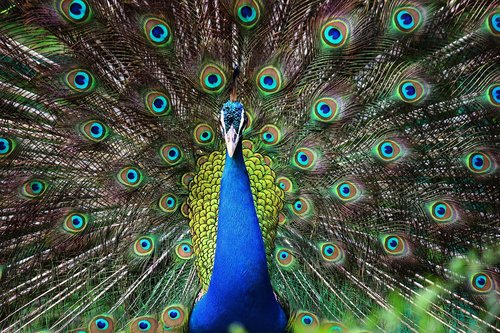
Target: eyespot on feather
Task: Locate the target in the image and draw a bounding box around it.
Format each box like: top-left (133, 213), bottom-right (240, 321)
top-left (143, 17), bottom-right (173, 47)
top-left (397, 79), bottom-right (426, 103)
top-left (117, 167), bottom-right (143, 188)
top-left (256, 66), bottom-right (282, 94)
top-left (260, 124), bottom-right (281, 145)
top-left (145, 91), bottom-right (171, 116)
top-left (128, 316), bottom-right (158, 333)
top-left (373, 139), bottom-right (403, 162)
top-left (200, 64), bottom-right (226, 93)
top-left (276, 248), bottom-right (295, 268)
top-left (21, 179), bottom-right (47, 198)
top-left (381, 235), bottom-right (409, 257)
top-left (194, 124), bottom-right (215, 145)
top-left (427, 201), bottom-right (457, 224)
top-left (294, 311), bottom-right (320, 330)
top-left (65, 69), bottom-right (94, 92)
top-left (160, 144), bottom-right (183, 166)
top-left (59, 0), bottom-right (91, 23)
top-left (88, 315), bottom-right (114, 333)
top-left (292, 147), bottom-right (317, 170)
top-left (469, 272), bottom-right (495, 293)
top-left (133, 236), bottom-right (155, 256)
top-left (175, 241), bottom-right (194, 260)
top-left (465, 152), bottom-right (494, 174)
top-left (312, 97), bottom-right (340, 123)
top-left (486, 11), bottom-right (500, 36)
top-left (161, 304), bottom-right (187, 329)
top-left (234, 0), bottom-right (261, 28)
top-left (319, 242), bottom-right (344, 263)
top-left (158, 194), bottom-right (178, 213)
top-left (63, 212), bottom-right (89, 234)
top-left (332, 180), bottom-right (361, 203)
top-left (393, 7), bottom-right (422, 33)
top-left (321, 19), bottom-right (349, 48)
top-left (80, 120), bottom-right (109, 142)
top-left (0, 137), bottom-right (16, 158)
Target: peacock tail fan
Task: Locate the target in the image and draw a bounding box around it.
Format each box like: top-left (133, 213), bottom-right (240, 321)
top-left (0, 0), bottom-right (499, 332)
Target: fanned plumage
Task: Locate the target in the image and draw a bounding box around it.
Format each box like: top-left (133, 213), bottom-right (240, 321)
top-left (0, 0), bottom-right (499, 332)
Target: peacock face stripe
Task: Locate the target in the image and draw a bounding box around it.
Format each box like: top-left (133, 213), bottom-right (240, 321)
top-left (161, 304), bottom-right (187, 328)
top-left (393, 7), bottom-right (423, 33)
top-left (200, 64), bottom-right (226, 93)
top-left (256, 66), bottom-right (282, 94)
top-left (21, 179), bottom-right (47, 198)
top-left (465, 152), bottom-right (494, 174)
top-left (487, 84), bottom-right (500, 106)
top-left (63, 212), bottom-right (89, 234)
top-left (59, 0), bottom-right (91, 23)
top-left (397, 79), bottom-right (425, 103)
top-left (234, 0), bottom-right (261, 28)
top-left (321, 19), bottom-right (349, 48)
top-left (486, 11), bottom-right (500, 36)
top-left (128, 316), bottom-right (158, 333)
top-left (117, 166), bottom-right (144, 188)
top-left (0, 137), bottom-right (16, 158)
top-left (89, 315), bottom-right (114, 333)
top-left (312, 97), bottom-right (340, 123)
top-left (469, 272), bottom-right (495, 293)
top-left (143, 17), bottom-right (173, 47)
top-left (145, 91), bottom-right (172, 116)
top-left (66, 69), bottom-right (95, 92)
top-left (81, 120), bottom-right (109, 142)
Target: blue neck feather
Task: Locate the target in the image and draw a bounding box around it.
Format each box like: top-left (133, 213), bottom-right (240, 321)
top-left (189, 141), bottom-right (287, 333)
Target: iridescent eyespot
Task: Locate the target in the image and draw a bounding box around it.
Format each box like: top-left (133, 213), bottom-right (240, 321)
top-left (144, 17), bottom-right (173, 47)
top-left (278, 212), bottom-right (287, 225)
top-left (333, 180), bottom-right (361, 203)
top-left (180, 201), bottom-right (190, 218)
top-left (175, 241), bottom-right (194, 260)
top-left (393, 7), bottom-right (422, 33)
top-left (158, 194), bottom-right (178, 213)
top-left (161, 305), bottom-right (187, 328)
top-left (22, 179), bottom-right (47, 198)
top-left (256, 66), bottom-right (282, 94)
top-left (428, 201), bottom-right (456, 223)
top-left (260, 124), bottom-right (281, 146)
top-left (181, 172), bottom-right (194, 188)
top-left (129, 317), bottom-right (158, 333)
top-left (200, 64), bottom-right (226, 93)
top-left (81, 120), bottom-right (109, 142)
top-left (374, 139), bottom-right (403, 162)
top-left (382, 235), bottom-right (408, 256)
top-left (465, 152), bottom-right (494, 174)
top-left (312, 97), bottom-right (339, 123)
top-left (63, 212), bottom-right (89, 234)
top-left (397, 79), bottom-right (425, 103)
top-left (292, 147), bottom-right (317, 170)
top-left (0, 137), bottom-right (16, 158)
top-left (234, 0), bottom-right (260, 28)
top-left (276, 248), bottom-right (295, 268)
top-left (277, 176), bottom-right (294, 193)
top-left (294, 312), bottom-right (319, 330)
top-left (486, 11), bottom-right (500, 36)
top-left (291, 197), bottom-right (311, 217)
top-left (321, 19), bottom-right (349, 48)
top-left (145, 91), bottom-right (171, 116)
top-left (66, 69), bottom-right (94, 92)
top-left (321, 321), bottom-right (346, 332)
top-left (134, 236), bottom-right (155, 256)
top-left (194, 124), bottom-right (215, 145)
top-left (59, 0), bottom-right (91, 23)
top-left (487, 84), bottom-right (500, 107)
top-left (160, 144), bottom-right (183, 166)
top-left (319, 242), bottom-right (344, 263)
top-left (89, 315), bottom-right (114, 333)
top-left (470, 272), bottom-right (495, 293)
top-left (117, 167), bottom-right (144, 188)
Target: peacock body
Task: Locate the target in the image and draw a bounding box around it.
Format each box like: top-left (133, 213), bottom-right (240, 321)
top-left (0, 0), bottom-right (499, 332)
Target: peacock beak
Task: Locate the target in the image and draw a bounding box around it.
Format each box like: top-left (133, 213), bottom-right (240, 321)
top-left (225, 126), bottom-right (239, 158)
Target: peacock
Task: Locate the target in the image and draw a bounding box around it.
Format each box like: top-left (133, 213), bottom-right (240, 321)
top-left (0, 0), bottom-right (499, 332)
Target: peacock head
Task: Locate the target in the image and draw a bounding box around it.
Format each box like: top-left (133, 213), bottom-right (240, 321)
top-left (220, 100), bottom-right (246, 157)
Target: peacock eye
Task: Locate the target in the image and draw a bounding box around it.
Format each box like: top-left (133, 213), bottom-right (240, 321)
top-left (277, 176), bottom-right (293, 193)
top-left (117, 166), bottom-right (144, 188)
top-left (22, 179), bottom-right (47, 198)
top-left (312, 97), bottom-right (339, 123)
top-left (0, 137), bottom-right (16, 158)
top-left (59, 0), bottom-right (91, 23)
top-left (181, 172), bottom-right (194, 188)
top-left (393, 7), bottom-right (422, 33)
top-left (234, 0), bottom-right (260, 28)
top-left (295, 312), bottom-right (319, 329)
top-left (194, 124), bottom-right (214, 145)
top-left (321, 321), bottom-right (346, 332)
top-left (129, 317), bottom-right (158, 332)
top-left (81, 120), bottom-right (109, 142)
top-left (66, 69), bottom-right (94, 92)
top-left (375, 139), bottom-right (403, 162)
top-left (144, 17), bottom-right (173, 46)
top-left (63, 212), bottom-right (88, 234)
top-left (333, 180), bottom-right (361, 202)
top-left (487, 11), bottom-right (500, 36)
top-left (260, 124), bottom-right (281, 145)
top-left (90, 315), bottom-right (114, 333)
top-left (470, 272), bottom-right (494, 293)
top-left (321, 19), bottom-right (349, 48)
top-left (276, 248), bottom-right (295, 267)
top-left (487, 84), bottom-right (500, 107)
top-left (428, 201), bottom-right (456, 223)
top-left (134, 236), bottom-right (154, 256)
top-left (291, 197), bottom-right (311, 217)
top-left (159, 194), bottom-right (178, 213)
top-left (466, 152), bottom-right (493, 174)
top-left (292, 147), bottom-right (317, 170)
top-left (161, 305), bottom-right (186, 328)
top-left (145, 91), bottom-right (171, 116)
top-left (397, 79), bottom-right (425, 103)
top-left (320, 242), bottom-right (344, 263)
top-left (160, 144), bottom-right (183, 166)
top-left (382, 235), bottom-right (408, 256)
top-left (175, 241), bottom-right (194, 260)
top-left (200, 64), bottom-right (226, 93)
top-left (256, 66), bottom-right (282, 94)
